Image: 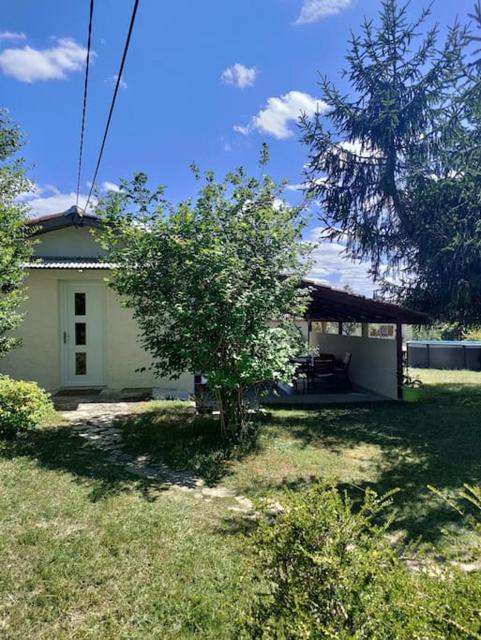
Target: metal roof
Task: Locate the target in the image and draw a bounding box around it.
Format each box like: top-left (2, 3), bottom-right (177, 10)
top-left (26, 257), bottom-right (111, 270)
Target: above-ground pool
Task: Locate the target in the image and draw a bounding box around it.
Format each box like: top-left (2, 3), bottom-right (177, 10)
top-left (407, 340), bottom-right (481, 371)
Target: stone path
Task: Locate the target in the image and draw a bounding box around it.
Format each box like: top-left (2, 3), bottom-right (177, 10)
top-left (61, 402), bottom-right (254, 513)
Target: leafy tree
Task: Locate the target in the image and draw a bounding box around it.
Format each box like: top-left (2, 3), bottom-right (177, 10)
top-left (97, 155), bottom-right (310, 438)
top-left (301, 0), bottom-right (481, 323)
top-left (0, 111), bottom-right (33, 357)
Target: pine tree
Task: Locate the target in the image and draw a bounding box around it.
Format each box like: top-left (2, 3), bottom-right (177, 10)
top-left (301, 0), bottom-right (481, 323)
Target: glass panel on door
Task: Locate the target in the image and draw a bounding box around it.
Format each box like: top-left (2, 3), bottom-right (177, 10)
top-left (75, 292), bottom-right (86, 316)
top-left (75, 322), bottom-right (86, 345)
top-left (75, 352), bottom-right (87, 375)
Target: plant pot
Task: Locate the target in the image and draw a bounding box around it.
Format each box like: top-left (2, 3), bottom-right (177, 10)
top-left (403, 386), bottom-right (425, 402)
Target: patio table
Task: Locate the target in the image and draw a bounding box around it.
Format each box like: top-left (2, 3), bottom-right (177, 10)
top-left (290, 355), bottom-right (335, 393)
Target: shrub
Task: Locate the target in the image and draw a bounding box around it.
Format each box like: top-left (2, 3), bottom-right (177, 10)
top-left (0, 376), bottom-right (54, 436)
top-left (244, 483), bottom-right (481, 639)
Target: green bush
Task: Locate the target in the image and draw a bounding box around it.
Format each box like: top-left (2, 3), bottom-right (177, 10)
top-left (245, 483), bottom-right (481, 639)
top-left (0, 376), bottom-right (53, 436)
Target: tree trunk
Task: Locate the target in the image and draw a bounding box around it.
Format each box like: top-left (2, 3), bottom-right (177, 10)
top-left (217, 387), bottom-right (246, 440)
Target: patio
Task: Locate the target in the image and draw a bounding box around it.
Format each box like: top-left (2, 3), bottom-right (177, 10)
top-left (295, 281), bottom-right (430, 401)
top-left (263, 386), bottom-right (387, 405)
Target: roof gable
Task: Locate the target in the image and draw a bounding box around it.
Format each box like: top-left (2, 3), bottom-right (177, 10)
top-left (27, 205), bottom-right (102, 236)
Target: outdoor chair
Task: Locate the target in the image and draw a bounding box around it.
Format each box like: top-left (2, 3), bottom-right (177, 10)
top-left (308, 357), bottom-right (335, 392)
top-left (293, 361), bottom-right (310, 394)
top-left (334, 352), bottom-right (352, 390)
top-left (318, 352), bottom-right (334, 362)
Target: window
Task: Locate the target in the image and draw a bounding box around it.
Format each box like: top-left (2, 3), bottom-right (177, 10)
top-left (75, 352), bottom-right (87, 375)
top-left (324, 322), bottom-right (340, 335)
top-left (75, 323), bottom-right (86, 345)
top-left (341, 322), bottom-right (363, 337)
top-left (74, 292), bottom-right (86, 316)
top-left (369, 324), bottom-right (395, 339)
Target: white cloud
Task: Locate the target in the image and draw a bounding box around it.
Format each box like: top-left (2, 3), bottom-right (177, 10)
top-left (234, 91), bottom-right (327, 140)
top-left (0, 31), bottom-right (26, 41)
top-left (338, 139), bottom-right (381, 159)
top-left (221, 63), bottom-right (257, 88)
top-left (22, 185), bottom-right (96, 217)
top-left (286, 183), bottom-right (304, 191)
top-left (101, 181), bottom-right (121, 193)
top-left (295, 0), bottom-right (355, 24)
top-left (273, 197), bottom-right (290, 211)
top-left (104, 73), bottom-right (127, 89)
top-left (306, 226), bottom-right (374, 296)
top-left (0, 37), bottom-right (89, 82)
top-left (233, 124), bottom-right (251, 136)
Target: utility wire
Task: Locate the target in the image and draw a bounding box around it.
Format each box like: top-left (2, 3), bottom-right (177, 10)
top-left (76, 0), bottom-right (95, 208)
top-left (85, 0), bottom-right (140, 212)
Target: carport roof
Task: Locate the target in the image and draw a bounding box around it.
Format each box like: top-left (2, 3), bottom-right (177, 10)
top-left (304, 279), bottom-right (430, 325)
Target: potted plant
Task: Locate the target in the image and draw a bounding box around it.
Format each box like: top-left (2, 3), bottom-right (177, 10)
top-left (402, 373), bottom-right (426, 402)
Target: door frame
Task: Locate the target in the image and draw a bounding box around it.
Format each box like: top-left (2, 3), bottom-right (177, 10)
top-left (59, 281), bottom-right (107, 388)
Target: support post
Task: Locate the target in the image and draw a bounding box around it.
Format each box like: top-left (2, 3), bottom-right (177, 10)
top-left (338, 322), bottom-right (343, 335)
top-left (396, 322), bottom-right (403, 400)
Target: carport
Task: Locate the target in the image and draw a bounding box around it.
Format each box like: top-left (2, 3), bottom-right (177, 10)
top-left (301, 281), bottom-right (430, 400)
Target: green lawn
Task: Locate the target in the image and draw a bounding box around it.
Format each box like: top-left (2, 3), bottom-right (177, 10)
top-left (1, 368), bottom-right (480, 637)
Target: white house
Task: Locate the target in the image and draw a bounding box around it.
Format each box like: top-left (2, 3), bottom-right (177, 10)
top-left (0, 206), bottom-right (429, 400)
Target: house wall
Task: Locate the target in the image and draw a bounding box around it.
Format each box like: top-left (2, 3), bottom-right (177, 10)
top-left (0, 269), bottom-right (193, 395)
top-left (311, 330), bottom-right (399, 399)
top-left (34, 227), bottom-right (106, 258)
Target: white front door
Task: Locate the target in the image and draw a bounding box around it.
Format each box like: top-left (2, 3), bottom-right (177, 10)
top-left (60, 283), bottom-right (105, 387)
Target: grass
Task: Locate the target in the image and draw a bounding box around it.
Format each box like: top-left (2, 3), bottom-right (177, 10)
top-left (121, 368), bottom-right (481, 555)
top-left (0, 421), bottom-right (253, 638)
top-left (0, 368), bottom-right (480, 637)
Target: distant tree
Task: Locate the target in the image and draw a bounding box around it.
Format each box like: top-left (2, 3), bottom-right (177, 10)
top-left (97, 153), bottom-right (310, 439)
top-left (0, 111), bottom-right (33, 357)
top-left (340, 284), bottom-right (361, 336)
top-left (301, 0), bottom-right (481, 324)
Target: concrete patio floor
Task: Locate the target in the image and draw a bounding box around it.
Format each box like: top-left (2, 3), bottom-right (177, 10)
top-left (52, 385), bottom-right (389, 412)
top-left (262, 389), bottom-right (388, 405)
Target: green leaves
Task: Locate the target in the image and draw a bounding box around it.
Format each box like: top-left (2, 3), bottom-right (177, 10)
top-left (0, 111), bottom-right (33, 358)
top-left (98, 161), bottom-right (311, 435)
top-left (246, 482), bottom-right (481, 639)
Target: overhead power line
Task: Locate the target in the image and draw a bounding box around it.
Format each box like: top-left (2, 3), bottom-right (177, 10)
top-left (75, 0), bottom-right (95, 207)
top-left (85, 0), bottom-right (141, 212)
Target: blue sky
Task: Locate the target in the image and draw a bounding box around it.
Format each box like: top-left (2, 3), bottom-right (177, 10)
top-left (0, 0), bottom-right (476, 294)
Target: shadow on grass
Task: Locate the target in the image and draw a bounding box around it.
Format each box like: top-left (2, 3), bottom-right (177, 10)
top-left (0, 419), bottom-right (175, 503)
top-left (256, 388), bottom-right (481, 545)
top-left (119, 404), bottom-right (262, 485)
top-left (0, 402), bottom-right (262, 503)
top-left (1, 379), bottom-right (479, 547)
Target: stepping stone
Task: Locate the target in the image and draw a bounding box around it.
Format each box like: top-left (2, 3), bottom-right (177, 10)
top-left (235, 496), bottom-right (254, 510)
top-left (201, 487), bottom-right (236, 499)
top-left (61, 402), bottom-right (255, 509)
